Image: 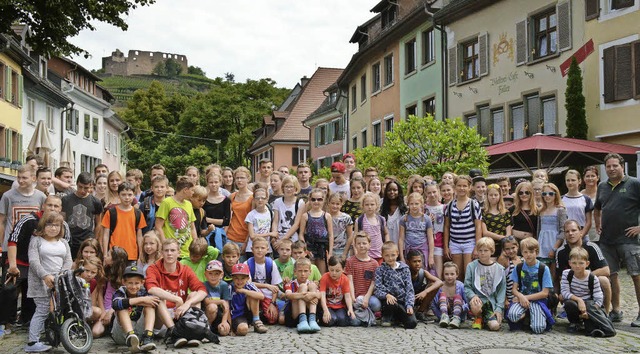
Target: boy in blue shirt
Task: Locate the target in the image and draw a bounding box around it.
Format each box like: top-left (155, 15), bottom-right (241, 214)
top-left (203, 260), bottom-right (231, 336)
top-left (507, 238), bottom-right (555, 334)
top-left (229, 263), bottom-right (268, 335)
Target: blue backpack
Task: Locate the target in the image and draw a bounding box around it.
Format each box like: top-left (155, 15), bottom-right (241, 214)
top-left (247, 257), bottom-right (274, 284)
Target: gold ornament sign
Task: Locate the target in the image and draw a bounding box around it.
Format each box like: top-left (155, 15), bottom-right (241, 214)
top-left (493, 32), bottom-right (514, 66)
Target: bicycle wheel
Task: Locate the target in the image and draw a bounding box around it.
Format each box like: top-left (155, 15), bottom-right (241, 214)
top-left (60, 318), bottom-right (93, 354)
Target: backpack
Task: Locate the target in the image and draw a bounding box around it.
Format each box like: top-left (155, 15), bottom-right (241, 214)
top-left (278, 196), bottom-right (301, 215)
top-left (141, 196), bottom-right (156, 233)
top-left (107, 206), bottom-right (142, 250)
top-left (356, 214), bottom-right (385, 237)
top-left (445, 199), bottom-right (478, 222)
top-left (566, 270), bottom-right (594, 299)
top-left (172, 307), bottom-right (220, 344)
top-left (247, 257), bottom-right (274, 284)
top-left (515, 262), bottom-right (559, 310)
top-left (566, 270), bottom-right (616, 337)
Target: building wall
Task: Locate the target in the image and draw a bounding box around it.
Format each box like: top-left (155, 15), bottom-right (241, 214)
top-left (399, 21), bottom-right (443, 120)
top-left (0, 53), bottom-right (23, 185)
top-left (347, 65), bottom-right (373, 150)
top-left (102, 119), bottom-right (122, 174)
top-left (584, 3), bottom-right (640, 145)
top-left (445, 0), bottom-right (585, 145)
top-left (21, 94), bottom-right (65, 168)
top-left (369, 43), bottom-right (400, 146)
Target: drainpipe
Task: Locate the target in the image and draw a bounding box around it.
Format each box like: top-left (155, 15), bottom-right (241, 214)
top-left (426, 4), bottom-right (448, 120)
top-left (61, 84), bottom-right (75, 158)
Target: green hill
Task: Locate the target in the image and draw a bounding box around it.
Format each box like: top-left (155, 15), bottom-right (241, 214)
top-left (98, 74), bottom-right (219, 107)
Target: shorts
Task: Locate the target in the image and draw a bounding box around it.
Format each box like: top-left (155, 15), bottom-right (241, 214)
top-left (209, 305), bottom-right (224, 333)
top-left (111, 314), bottom-right (146, 345)
top-left (449, 241), bottom-right (475, 255)
top-left (231, 316), bottom-right (248, 332)
top-left (260, 297), bottom-right (278, 324)
top-left (599, 242), bottom-right (640, 276)
top-left (480, 302), bottom-right (497, 323)
top-left (433, 247), bottom-right (443, 257)
top-left (307, 241), bottom-right (328, 261)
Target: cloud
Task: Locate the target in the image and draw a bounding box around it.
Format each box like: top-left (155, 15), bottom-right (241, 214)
top-left (70, 0), bottom-right (375, 87)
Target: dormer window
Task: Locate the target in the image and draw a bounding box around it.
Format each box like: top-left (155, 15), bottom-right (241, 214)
top-left (39, 58), bottom-right (47, 78)
top-left (381, 4), bottom-right (397, 29)
top-left (329, 91), bottom-right (337, 103)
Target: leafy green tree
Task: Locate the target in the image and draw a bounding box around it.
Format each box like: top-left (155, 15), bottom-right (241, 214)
top-left (165, 58), bottom-right (182, 77)
top-left (356, 115), bottom-right (488, 181)
top-left (188, 66), bottom-right (206, 76)
top-left (0, 0), bottom-right (155, 57)
top-left (565, 57), bottom-right (588, 139)
top-left (152, 62), bottom-right (166, 76)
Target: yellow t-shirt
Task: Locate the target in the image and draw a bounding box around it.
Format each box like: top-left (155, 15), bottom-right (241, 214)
top-left (156, 197), bottom-right (196, 258)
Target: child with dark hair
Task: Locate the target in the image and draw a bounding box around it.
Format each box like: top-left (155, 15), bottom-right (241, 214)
top-left (101, 181), bottom-right (146, 261)
top-left (406, 250), bottom-right (442, 321)
top-left (97, 247), bottom-right (129, 338)
top-left (380, 180), bottom-right (407, 246)
top-left (319, 256), bottom-right (359, 327)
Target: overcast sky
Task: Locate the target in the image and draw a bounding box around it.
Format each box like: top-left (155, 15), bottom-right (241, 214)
top-left (70, 0), bottom-right (375, 88)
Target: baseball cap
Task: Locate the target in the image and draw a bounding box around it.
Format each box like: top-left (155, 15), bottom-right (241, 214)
top-left (231, 263), bottom-right (250, 276)
top-left (206, 260), bottom-right (223, 272)
top-left (331, 162), bottom-right (346, 173)
top-left (123, 265), bottom-right (145, 279)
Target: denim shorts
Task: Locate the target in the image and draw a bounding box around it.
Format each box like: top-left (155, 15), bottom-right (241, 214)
top-left (599, 242), bottom-right (640, 276)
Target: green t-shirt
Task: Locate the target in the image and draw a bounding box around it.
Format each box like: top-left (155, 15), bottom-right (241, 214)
top-left (274, 258), bottom-right (294, 275)
top-left (282, 261), bottom-right (321, 282)
top-left (180, 246), bottom-right (220, 282)
top-left (156, 197), bottom-right (196, 259)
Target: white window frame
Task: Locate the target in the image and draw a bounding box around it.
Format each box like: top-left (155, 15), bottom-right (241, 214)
top-left (599, 34), bottom-right (640, 110)
top-left (26, 98), bottom-right (35, 124)
top-left (599, 0), bottom-right (639, 22)
top-left (372, 120), bottom-right (382, 147)
top-left (46, 105), bottom-right (54, 132)
top-left (384, 115), bottom-right (394, 133)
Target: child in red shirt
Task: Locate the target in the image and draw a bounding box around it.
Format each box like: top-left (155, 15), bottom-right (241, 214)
top-left (320, 256), bottom-right (359, 326)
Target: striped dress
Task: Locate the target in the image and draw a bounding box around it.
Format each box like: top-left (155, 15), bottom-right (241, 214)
top-left (445, 199), bottom-right (482, 245)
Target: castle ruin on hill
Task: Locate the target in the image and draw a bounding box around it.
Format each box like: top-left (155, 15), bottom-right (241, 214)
top-left (101, 49), bottom-right (188, 76)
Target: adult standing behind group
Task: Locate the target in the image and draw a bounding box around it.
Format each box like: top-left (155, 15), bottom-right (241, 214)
top-left (594, 153), bottom-right (640, 326)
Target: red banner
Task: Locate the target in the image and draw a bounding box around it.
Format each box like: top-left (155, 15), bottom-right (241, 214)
top-left (561, 39), bottom-right (594, 77)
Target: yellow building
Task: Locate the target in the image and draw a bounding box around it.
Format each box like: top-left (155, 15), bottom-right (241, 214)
top-left (583, 2), bottom-right (640, 146)
top-left (0, 33), bottom-right (30, 190)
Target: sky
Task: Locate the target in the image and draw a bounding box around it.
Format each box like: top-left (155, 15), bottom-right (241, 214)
top-left (70, 0), bottom-right (376, 88)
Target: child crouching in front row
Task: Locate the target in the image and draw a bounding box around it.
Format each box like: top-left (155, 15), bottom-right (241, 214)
top-left (284, 258), bottom-right (322, 333)
top-left (407, 250), bottom-right (443, 322)
top-left (229, 263), bottom-right (268, 336)
top-left (464, 237), bottom-right (506, 331)
top-left (432, 262), bottom-right (468, 329)
top-left (374, 241), bottom-right (417, 329)
top-left (319, 256), bottom-right (359, 327)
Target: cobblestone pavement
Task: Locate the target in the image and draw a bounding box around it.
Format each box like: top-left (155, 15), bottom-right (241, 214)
top-left (3, 273), bottom-right (640, 354)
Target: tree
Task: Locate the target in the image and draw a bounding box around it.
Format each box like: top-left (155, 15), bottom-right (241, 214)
top-left (354, 115), bottom-right (488, 181)
top-left (152, 62), bottom-right (166, 76)
top-left (164, 58), bottom-right (182, 77)
top-left (565, 57), bottom-right (588, 139)
top-left (0, 0), bottom-right (155, 57)
top-left (188, 66), bottom-right (206, 76)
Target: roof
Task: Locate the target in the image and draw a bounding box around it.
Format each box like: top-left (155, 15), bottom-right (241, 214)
top-left (54, 56), bottom-right (103, 82)
top-left (248, 67), bottom-right (343, 152)
top-left (349, 14), bottom-right (381, 43)
top-left (433, 0), bottom-right (497, 25)
top-left (371, 0), bottom-right (392, 13)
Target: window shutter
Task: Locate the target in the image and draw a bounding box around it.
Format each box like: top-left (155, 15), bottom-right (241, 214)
top-left (614, 44), bottom-right (633, 101)
top-left (17, 133), bottom-right (22, 162)
top-left (74, 110), bottom-right (80, 134)
top-left (65, 110), bottom-right (71, 130)
top-left (478, 32), bottom-right (489, 77)
top-left (314, 127), bottom-right (319, 147)
top-left (516, 20), bottom-right (528, 66)
top-left (557, 1), bottom-right (572, 52)
top-left (585, 0), bottom-right (600, 20)
top-left (17, 75), bottom-right (23, 107)
top-left (526, 96), bottom-right (541, 136)
top-left (603, 46), bottom-right (615, 103)
top-left (5, 67), bottom-right (11, 103)
top-left (634, 41), bottom-right (640, 99)
top-left (292, 147), bottom-right (299, 166)
top-left (479, 107), bottom-right (491, 143)
top-left (448, 46), bottom-right (458, 86)
top-left (327, 124), bottom-right (334, 144)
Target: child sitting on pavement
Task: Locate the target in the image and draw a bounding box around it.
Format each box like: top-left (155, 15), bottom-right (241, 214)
top-left (283, 258), bottom-right (322, 333)
top-left (319, 256), bottom-right (359, 327)
top-left (345, 231), bottom-right (382, 318)
top-left (245, 237), bottom-right (282, 325)
top-left (111, 265), bottom-right (159, 352)
top-left (202, 260), bottom-right (231, 337)
top-left (464, 237), bottom-right (506, 331)
top-left (406, 250), bottom-right (443, 321)
top-left (374, 241), bottom-right (418, 329)
top-left (228, 263), bottom-right (268, 335)
top-left (432, 262), bottom-right (468, 329)
top-left (282, 240), bottom-right (322, 283)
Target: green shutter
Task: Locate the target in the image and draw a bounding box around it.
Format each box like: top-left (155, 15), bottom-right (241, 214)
top-left (17, 133), bottom-right (22, 162)
top-left (17, 74), bottom-right (23, 107)
top-left (314, 127), bottom-right (319, 147)
top-left (5, 67), bottom-right (11, 103)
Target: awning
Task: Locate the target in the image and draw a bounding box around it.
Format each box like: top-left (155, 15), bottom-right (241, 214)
top-left (27, 120), bottom-right (54, 167)
top-left (487, 167), bottom-right (569, 181)
top-left (486, 134), bottom-right (639, 174)
top-left (60, 138), bottom-right (74, 169)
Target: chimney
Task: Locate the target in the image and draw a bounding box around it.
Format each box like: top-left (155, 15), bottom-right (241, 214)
top-left (300, 76), bottom-right (309, 87)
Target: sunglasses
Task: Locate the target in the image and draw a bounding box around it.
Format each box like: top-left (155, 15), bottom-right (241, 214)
top-left (310, 198), bottom-right (324, 202)
top-left (518, 190), bottom-right (531, 196)
top-left (541, 192), bottom-right (556, 197)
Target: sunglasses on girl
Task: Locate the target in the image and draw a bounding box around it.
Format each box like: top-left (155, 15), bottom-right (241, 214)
top-left (518, 190), bottom-right (531, 196)
top-left (541, 192), bottom-right (556, 197)
top-left (310, 198), bottom-right (324, 202)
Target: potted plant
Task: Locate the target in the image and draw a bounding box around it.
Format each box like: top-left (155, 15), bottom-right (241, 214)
top-left (10, 160), bottom-right (21, 170)
top-left (0, 157), bottom-right (9, 168)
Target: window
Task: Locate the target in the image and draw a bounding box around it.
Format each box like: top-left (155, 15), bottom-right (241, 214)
top-left (373, 122), bottom-right (382, 147)
top-left (316, 125), bottom-right (327, 146)
top-left (466, 114), bottom-right (478, 130)
top-left (422, 28), bottom-right (435, 65)
top-left (4, 67), bottom-right (22, 106)
top-left (611, 0), bottom-right (635, 10)
top-left (372, 62), bottom-right (381, 93)
top-left (478, 106), bottom-right (491, 143)
top-left (92, 117), bottom-right (99, 142)
top-left (360, 74), bottom-right (367, 102)
top-left (84, 114), bottom-right (90, 139)
top-left (533, 9), bottom-right (557, 59)
top-left (39, 59), bottom-right (47, 78)
top-left (80, 155), bottom-right (101, 174)
top-left (292, 147), bottom-right (309, 166)
top-left (511, 104), bottom-right (525, 140)
top-left (105, 131), bottom-right (111, 152)
top-left (492, 109), bottom-right (505, 144)
top-left (406, 104), bottom-right (417, 118)
top-left (66, 109), bottom-right (80, 133)
top-left (542, 97), bottom-right (557, 134)
top-left (385, 116), bottom-right (394, 133)
top-left (516, 2), bottom-right (571, 66)
top-left (46, 106), bottom-right (54, 131)
top-left (331, 119), bottom-right (342, 141)
top-left (381, 4), bottom-right (397, 29)
top-left (26, 98), bottom-right (35, 123)
top-left (384, 54), bottom-right (393, 86)
top-left (603, 40), bottom-right (640, 103)
top-left (352, 135), bottom-right (358, 150)
top-left (361, 129), bottom-right (367, 148)
top-left (423, 97), bottom-right (436, 118)
top-left (351, 85), bottom-right (357, 110)
top-left (405, 39), bottom-right (417, 74)
top-left (462, 39), bottom-right (480, 81)
top-left (526, 94), bottom-right (541, 135)
top-left (329, 91), bottom-right (337, 104)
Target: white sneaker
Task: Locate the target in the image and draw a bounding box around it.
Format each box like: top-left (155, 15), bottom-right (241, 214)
top-left (24, 342), bottom-right (52, 352)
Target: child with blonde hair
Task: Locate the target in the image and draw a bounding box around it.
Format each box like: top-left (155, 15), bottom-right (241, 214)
top-left (482, 184), bottom-right (512, 258)
top-left (538, 182), bottom-right (567, 278)
top-left (327, 193), bottom-right (353, 260)
top-left (299, 188), bottom-right (333, 273)
top-left (353, 192), bottom-right (388, 263)
top-left (432, 262), bottom-right (468, 329)
top-left (425, 182), bottom-right (445, 278)
top-left (138, 231), bottom-right (161, 276)
top-left (399, 192), bottom-right (434, 274)
top-left (180, 237), bottom-right (220, 281)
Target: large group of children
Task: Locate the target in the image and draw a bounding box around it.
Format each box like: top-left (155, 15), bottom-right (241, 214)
top-left (0, 153), bottom-right (618, 353)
